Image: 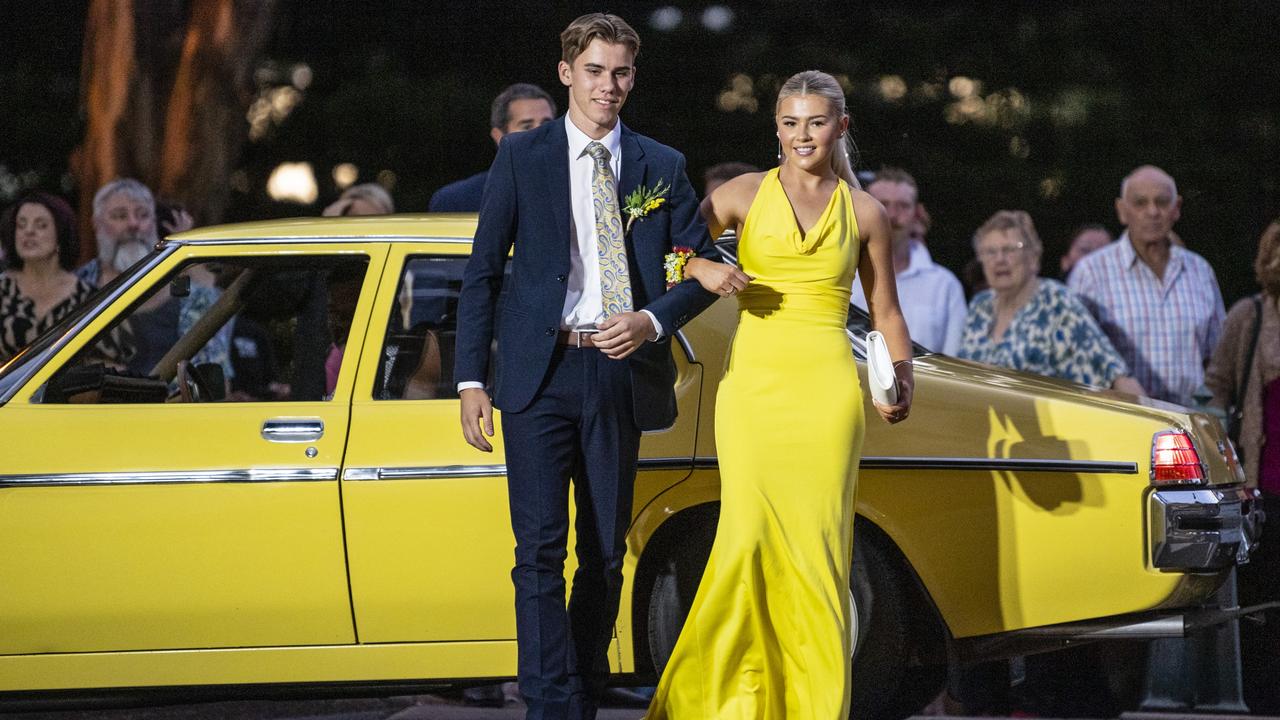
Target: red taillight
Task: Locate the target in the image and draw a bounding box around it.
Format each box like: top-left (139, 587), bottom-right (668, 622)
top-left (1151, 430), bottom-right (1204, 484)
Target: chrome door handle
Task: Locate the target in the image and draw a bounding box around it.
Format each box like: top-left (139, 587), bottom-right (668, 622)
top-left (261, 418), bottom-right (325, 443)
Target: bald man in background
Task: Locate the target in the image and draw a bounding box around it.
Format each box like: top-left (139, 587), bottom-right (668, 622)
top-left (1068, 165), bottom-right (1225, 405)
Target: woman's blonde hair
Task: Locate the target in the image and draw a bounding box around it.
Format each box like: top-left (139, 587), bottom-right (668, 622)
top-left (1255, 219), bottom-right (1280, 297)
top-left (775, 70), bottom-right (860, 189)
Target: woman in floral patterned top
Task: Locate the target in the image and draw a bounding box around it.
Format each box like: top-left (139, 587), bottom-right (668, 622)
top-left (958, 210), bottom-right (1145, 394)
top-left (0, 193), bottom-right (98, 363)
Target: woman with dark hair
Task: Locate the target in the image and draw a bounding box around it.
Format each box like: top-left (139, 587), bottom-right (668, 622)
top-left (1206, 218), bottom-right (1280, 713)
top-left (0, 192), bottom-right (96, 362)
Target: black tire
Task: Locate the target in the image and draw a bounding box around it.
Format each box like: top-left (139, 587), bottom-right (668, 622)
top-left (645, 509), bottom-right (717, 676)
top-left (850, 535), bottom-right (911, 720)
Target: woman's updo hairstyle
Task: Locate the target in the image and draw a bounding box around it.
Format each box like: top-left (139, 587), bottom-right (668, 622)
top-left (776, 70), bottom-right (860, 190)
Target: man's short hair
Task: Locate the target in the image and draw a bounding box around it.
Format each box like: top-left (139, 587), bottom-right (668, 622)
top-left (93, 178), bottom-right (154, 219)
top-left (560, 13), bottom-right (640, 66)
top-left (870, 167), bottom-right (918, 193)
top-left (1069, 222), bottom-right (1110, 243)
top-left (490, 83), bottom-right (557, 132)
top-left (703, 162), bottom-right (758, 187)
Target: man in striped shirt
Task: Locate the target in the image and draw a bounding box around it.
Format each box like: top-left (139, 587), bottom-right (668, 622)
top-left (1068, 165), bottom-right (1225, 405)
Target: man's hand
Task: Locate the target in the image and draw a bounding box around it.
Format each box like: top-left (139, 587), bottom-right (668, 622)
top-left (161, 208), bottom-right (194, 235)
top-left (687, 257), bottom-right (751, 297)
top-left (594, 311), bottom-right (656, 359)
top-left (459, 387), bottom-right (495, 452)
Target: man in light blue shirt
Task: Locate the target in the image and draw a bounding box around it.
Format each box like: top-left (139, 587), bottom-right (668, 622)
top-left (851, 167), bottom-right (966, 355)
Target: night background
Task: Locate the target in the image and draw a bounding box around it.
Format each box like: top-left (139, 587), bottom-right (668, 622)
top-left (3, 1), bottom-right (1278, 306)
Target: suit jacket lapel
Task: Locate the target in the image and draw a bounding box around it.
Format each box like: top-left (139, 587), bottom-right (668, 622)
top-left (541, 119), bottom-right (572, 251)
top-left (619, 125), bottom-right (647, 222)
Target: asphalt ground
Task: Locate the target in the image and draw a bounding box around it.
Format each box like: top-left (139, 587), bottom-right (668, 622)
top-left (10, 695), bottom-right (1280, 720)
top-left (1, 694), bottom-right (646, 720)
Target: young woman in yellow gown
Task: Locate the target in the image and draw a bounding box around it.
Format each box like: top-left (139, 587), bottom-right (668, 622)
top-left (645, 70), bottom-right (915, 719)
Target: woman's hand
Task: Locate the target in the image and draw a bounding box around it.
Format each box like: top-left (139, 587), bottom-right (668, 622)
top-left (872, 359), bottom-right (914, 424)
top-left (687, 257), bottom-right (752, 297)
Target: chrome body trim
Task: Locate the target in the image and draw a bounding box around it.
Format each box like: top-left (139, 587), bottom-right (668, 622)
top-left (169, 236), bottom-right (473, 246)
top-left (343, 465), bottom-right (508, 481)
top-left (1013, 615), bottom-right (1186, 639)
top-left (0, 248), bottom-right (177, 405)
top-left (637, 457), bottom-right (696, 471)
top-left (261, 418), bottom-right (325, 443)
top-left (1148, 485), bottom-right (1262, 570)
top-left (342, 458), bottom-right (698, 482)
top-left (673, 330), bottom-right (696, 363)
top-left (692, 456), bottom-right (1137, 474)
top-left (859, 457), bottom-right (1140, 474)
top-left (0, 468), bottom-right (339, 488)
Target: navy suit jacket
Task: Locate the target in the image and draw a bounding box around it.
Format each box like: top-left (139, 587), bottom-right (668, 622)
top-left (454, 119), bottom-right (718, 431)
top-left (428, 171), bottom-right (487, 212)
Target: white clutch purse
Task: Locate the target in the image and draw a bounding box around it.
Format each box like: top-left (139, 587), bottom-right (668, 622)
top-left (865, 331), bottom-right (898, 406)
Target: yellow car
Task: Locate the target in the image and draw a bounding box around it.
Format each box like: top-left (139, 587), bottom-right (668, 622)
top-left (0, 216), bottom-right (1260, 717)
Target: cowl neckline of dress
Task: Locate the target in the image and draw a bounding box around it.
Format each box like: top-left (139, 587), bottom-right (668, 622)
top-left (766, 167), bottom-right (845, 255)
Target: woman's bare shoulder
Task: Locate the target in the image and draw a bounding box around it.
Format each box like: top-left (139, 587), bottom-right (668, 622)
top-left (848, 186), bottom-right (889, 228)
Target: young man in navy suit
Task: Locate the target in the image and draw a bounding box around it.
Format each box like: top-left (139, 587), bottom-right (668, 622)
top-left (453, 12), bottom-right (720, 720)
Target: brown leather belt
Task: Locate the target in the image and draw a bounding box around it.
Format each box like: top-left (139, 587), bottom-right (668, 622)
top-left (557, 330), bottom-right (600, 348)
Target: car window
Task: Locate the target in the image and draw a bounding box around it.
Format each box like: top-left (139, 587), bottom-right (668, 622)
top-left (0, 251), bottom-right (163, 403)
top-left (36, 254), bottom-right (370, 404)
top-left (372, 255), bottom-right (507, 401)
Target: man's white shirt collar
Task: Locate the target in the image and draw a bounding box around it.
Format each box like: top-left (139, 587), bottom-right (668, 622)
top-left (565, 116), bottom-right (622, 163)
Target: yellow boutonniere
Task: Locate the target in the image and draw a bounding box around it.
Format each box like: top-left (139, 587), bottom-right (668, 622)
top-left (623, 179), bottom-right (670, 233)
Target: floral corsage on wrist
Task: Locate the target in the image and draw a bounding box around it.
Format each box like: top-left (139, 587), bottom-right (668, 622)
top-left (665, 245), bottom-right (695, 289)
top-left (623, 178), bottom-right (670, 234)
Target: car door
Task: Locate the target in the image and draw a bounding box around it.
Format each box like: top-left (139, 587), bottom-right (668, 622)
top-left (0, 242), bottom-right (387, 655)
top-left (341, 244), bottom-right (702, 646)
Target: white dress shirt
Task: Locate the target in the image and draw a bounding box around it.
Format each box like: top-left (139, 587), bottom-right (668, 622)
top-left (563, 116), bottom-right (623, 330)
top-left (851, 240), bottom-right (967, 355)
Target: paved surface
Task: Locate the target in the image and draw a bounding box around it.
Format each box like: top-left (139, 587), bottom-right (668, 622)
top-left (2, 695), bottom-right (648, 720)
top-left (10, 695), bottom-right (1280, 720)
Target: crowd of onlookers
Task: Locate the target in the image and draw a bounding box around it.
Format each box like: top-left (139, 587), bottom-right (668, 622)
top-left (1, 81), bottom-right (1277, 713)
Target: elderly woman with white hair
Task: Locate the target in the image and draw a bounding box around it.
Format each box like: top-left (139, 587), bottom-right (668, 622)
top-left (959, 210), bottom-right (1144, 395)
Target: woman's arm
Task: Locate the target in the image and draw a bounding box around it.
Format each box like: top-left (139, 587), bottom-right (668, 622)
top-left (853, 191), bottom-right (913, 423)
top-left (683, 174), bottom-right (761, 296)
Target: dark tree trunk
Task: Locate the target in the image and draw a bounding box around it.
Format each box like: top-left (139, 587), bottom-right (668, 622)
top-left (75, 0), bottom-right (276, 262)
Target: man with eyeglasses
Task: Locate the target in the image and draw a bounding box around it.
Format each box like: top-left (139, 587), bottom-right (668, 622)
top-left (851, 167), bottom-right (966, 355)
top-left (1068, 165), bottom-right (1225, 405)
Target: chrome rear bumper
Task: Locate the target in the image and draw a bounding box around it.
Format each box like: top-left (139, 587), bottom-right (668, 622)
top-left (1149, 485), bottom-right (1264, 571)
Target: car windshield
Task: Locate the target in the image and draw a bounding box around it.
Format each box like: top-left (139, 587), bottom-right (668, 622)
top-left (0, 251), bottom-right (163, 402)
top-left (714, 234), bottom-right (931, 358)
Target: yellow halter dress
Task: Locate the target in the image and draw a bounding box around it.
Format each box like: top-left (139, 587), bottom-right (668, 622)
top-left (647, 168), bottom-right (866, 719)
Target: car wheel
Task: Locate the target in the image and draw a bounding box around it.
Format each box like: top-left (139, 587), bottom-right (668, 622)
top-left (850, 535), bottom-right (913, 720)
top-left (646, 516), bottom-right (716, 676)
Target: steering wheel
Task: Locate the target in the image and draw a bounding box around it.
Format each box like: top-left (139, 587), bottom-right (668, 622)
top-left (175, 360), bottom-right (213, 402)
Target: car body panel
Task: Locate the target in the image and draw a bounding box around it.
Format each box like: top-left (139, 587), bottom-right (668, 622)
top-left (0, 242), bottom-right (389, 656)
top-left (0, 216), bottom-right (1248, 694)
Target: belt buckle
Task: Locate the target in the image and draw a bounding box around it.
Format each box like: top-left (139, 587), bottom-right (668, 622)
top-left (575, 331), bottom-right (583, 348)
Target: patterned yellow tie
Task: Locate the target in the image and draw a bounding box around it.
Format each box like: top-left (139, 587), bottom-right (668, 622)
top-left (584, 141), bottom-right (633, 317)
